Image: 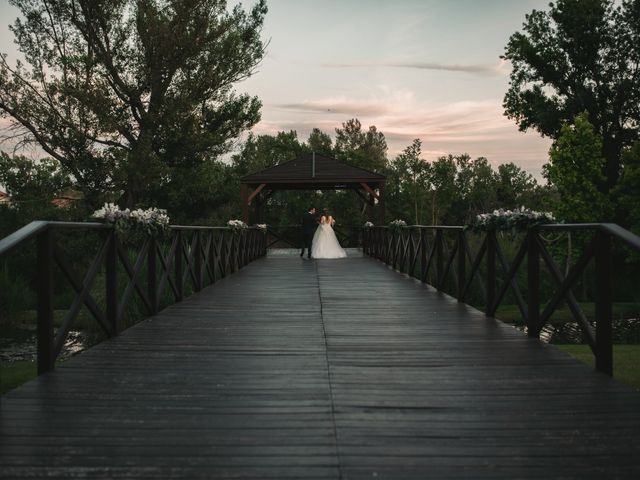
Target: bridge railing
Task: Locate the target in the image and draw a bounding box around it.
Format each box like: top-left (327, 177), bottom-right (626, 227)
top-left (0, 221), bottom-right (267, 374)
top-left (362, 223), bottom-right (640, 376)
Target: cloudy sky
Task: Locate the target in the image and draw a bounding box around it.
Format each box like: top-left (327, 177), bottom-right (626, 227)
top-left (236, 0), bottom-right (553, 178)
top-left (0, 0), bottom-right (553, 178)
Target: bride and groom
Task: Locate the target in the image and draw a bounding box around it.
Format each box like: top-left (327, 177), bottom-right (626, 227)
top-left (301, 207), bottom-right (347, 259)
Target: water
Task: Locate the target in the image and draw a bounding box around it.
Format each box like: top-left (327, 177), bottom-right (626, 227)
top-left (0, 327), bottom-right (96, 362)
top-left (513, 317), bottom-right (640, 344)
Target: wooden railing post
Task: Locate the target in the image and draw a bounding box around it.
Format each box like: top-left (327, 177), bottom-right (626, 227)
top-left (106, 230), bottom-right (118, 335)
top-left (405, 229), bottom-right (412, 274)
top-left (242, 232), bottom-right (248, 267)
top-left (436, 229), bottom-right (443, 290)
top-left (362, 228), bottom-right (367, 255)
top-left (595, 230), bottom-right (613, 376)
top-left (420, 228), bottom-right (427, 283)
top-left (147, 237), bottom-right (158, 314)
top-left (486, 230), bottom-right (496, 316)
top-left (527, 230), bottom-right (540, 338)
top-left (457, 230), bottom-right (466, 301)
top-left (230, 232), bottom-right (237, 273)
top-left (175, 230), bottom-right (184, 302)
top-left (36, 228), bottom-right (55, 374)
top-left (385, 229), bottom-right (391, 263)
top-left (392, 230), bottom-right (398, 269)
top-left (194, 231), bottom-right (202, 291)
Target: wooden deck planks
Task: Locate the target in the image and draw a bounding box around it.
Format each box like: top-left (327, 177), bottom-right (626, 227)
top-left (1, 254), bottom-right (640, 479)
top-left (317, 257), bottom-right (640, 479)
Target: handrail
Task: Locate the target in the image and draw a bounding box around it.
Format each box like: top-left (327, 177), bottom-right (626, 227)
top-left (0, 221), bottom-right (268, 375)
top-left (362, 222), bottom-right (640, 377)
top-left (0, 221), bottom-right (50, 256)
top-left (598, 223), bottom-right (640, 251)
top-left (0, 221), bottom-right (109, 256)
top-left (171, 225), bottom-right (239, 231)
top-left (369, 223), bottom-right (640, 251)
top-left (0, 221), bottom-right (267, 257)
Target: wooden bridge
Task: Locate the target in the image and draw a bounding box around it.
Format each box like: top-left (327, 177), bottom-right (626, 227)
top-left (2, 223), bottom-right (640, 478)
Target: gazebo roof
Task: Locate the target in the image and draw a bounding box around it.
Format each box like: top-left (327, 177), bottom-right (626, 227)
top-left (241, 153), bottom-right (385, 188)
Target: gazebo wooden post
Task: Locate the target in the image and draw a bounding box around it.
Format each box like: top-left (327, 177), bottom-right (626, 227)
top-left (240, 183), bottom-right (249, 223)
top-left (256, 193), bottom-right (263, 224)
top-left (367, 191), bottom-right (374, 221)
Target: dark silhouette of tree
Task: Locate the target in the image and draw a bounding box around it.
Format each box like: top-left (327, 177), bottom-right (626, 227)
top-left (334, 119), bottom-right (388, 173)
top-left (502, 0), bottom-right (640, 192)
top-left (0, 0), bottom-right (268, 206)
top-left (307, 128), bottom-right (333, 156)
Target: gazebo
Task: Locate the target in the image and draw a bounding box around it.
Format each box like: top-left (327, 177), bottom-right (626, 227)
top-left (240, 153), bottom-right (386, 224)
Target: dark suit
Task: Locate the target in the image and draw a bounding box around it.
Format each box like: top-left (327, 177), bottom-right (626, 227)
top-left (301, 211), bottom-right (317, 257)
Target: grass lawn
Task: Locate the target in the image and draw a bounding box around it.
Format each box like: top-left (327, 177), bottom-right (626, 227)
top-left (496, 302), bottom-right (640, 325)
top-left (555, 344), bottom-right (640, 390)
top-left (1, 360), bottom-right (37, 395)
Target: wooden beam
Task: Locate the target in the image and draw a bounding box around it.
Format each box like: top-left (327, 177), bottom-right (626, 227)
top-left (247, 183), bottom-right (267, 205)
top-left (353, 188), bottom-right (369, 203)
top-left (360, 182), bottom-right (380, 199)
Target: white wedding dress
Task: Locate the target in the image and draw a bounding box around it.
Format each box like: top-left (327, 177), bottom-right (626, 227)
top-left (311, 216), bottom-right (347, 259)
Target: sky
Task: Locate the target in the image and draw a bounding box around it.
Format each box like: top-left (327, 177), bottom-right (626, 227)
top-left (0, 0), bottom-right (553, 179)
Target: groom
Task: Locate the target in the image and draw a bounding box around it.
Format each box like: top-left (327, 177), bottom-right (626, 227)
top-left (300, 206), bottom-right (317, 259)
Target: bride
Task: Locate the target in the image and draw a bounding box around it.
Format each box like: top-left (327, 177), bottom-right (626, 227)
top-left (311, 208), bottom-right (347, 259)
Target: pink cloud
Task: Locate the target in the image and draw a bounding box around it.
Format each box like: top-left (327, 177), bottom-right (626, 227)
top-left (250, 89), bottom-right (551, 178)
top-left (320, 60), bottom-right (509, 77)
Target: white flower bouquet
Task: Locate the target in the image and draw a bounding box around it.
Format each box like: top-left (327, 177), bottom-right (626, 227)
top-left (92, 203), bottom-right (170, 240)
top-left (467, 207), bottom-right (556, 232)
top-left (389, 219), bottom-right (407, 231)
top-left (227, 219), bottom-right (248, 232)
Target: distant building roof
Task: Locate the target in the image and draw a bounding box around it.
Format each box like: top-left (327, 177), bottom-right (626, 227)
top-left (241, 153), bottom-right (385, 189)
top-left (0, 190), bottom-right (9, 203)
top-left (51, 188), bottom-right (84, 208)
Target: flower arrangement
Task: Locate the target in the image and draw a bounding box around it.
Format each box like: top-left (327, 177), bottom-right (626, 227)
top-left (92, 203), bottom-right (170, 239)
top-left (389, 219), bottom-right (407, 230)
top-left (467, 207), bottom-right (556, 232)
top-left (92, 203), bottom-right (125, 223)
top-left (227, 219), bottom-right (248, 232)
top-left (363, 221), bottom-right (374, 228)
top-left (255, 223), bottom-right (267, 232)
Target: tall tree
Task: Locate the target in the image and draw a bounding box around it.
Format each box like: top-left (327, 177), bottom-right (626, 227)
top-left (452, 155), bottom-right (497, 222)
top-left (334, 118), bottom-right (388, 173)
top-left (232, 130), bottom-right (306, 177)
top-left (0, 0), bottom-right (267, 206)
top-left (0, 152), bottom-right (72, 223)
top-left (389, 139), bottom-right (429, 224)
top-left (0, 153), bottom-right (70, 203)
top-left (614, 140), bottom-right (640, 233)
top-left (502, 0), bottom-right (640, 192)
top-left (545, 113), bottom-right (612, 222)
top-left (428, 155), bottom-right (457, 225)
top-left (306, 128), bottom-right (333, 156)
top-left (495, 162), bottom-right (539, 209)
